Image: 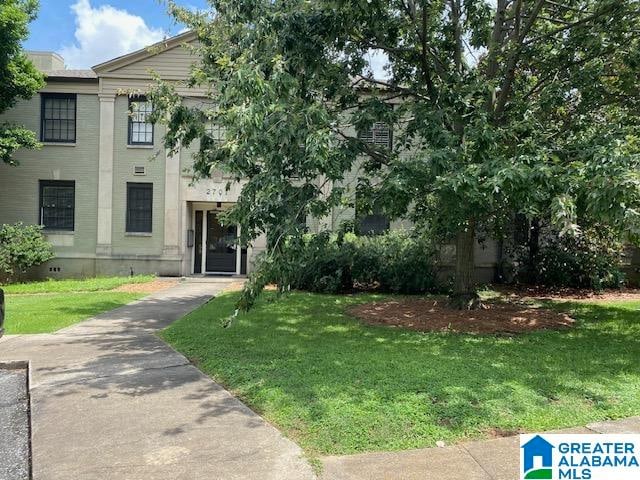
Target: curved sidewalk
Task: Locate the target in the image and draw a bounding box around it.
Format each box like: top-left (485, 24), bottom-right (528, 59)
top-left (0, 281), bottom-right (314, 480)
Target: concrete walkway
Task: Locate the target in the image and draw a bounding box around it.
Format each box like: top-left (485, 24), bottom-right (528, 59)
top-left (321, 417), bottom-right (640, 480)
top-left (0, 281), bottom-right (314, 480)
top-left (0, 363), bottom-right (29, 480)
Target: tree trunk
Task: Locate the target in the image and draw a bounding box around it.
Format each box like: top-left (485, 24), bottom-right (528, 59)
top-left (526, 217), bottom-right (541, 283)
top-left (449, 221), bottom-right (481, 310)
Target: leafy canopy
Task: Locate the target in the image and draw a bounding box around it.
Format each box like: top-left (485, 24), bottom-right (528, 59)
top-left (0, 0), bottom-right (44, 165)
top-left (153, 0), bottom-right (640, 306)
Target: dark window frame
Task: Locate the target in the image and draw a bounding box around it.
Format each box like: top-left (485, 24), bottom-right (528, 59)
top-left (358, 213), bottom-right (390, 236)
top-left (358, 121), bottom-right (393, 150)
top-left (357, 104), bottom-right (394, 150)
top-left (126, 182), bottom-right (153, 233)
top-left (39, 180), bottom-right (75, 231)
top-left (127, 96), bottom-right (154, 146)
top-left (40, 93), bottom-right (77, 143)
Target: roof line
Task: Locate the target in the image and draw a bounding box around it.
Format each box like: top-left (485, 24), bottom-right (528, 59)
top-left (92, 30), bottom-right (197, 74)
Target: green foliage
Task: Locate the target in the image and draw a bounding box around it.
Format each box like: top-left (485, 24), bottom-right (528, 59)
top-left (265, 230), bottom-right (439, 294)
top-left (154, 1), bottom-right (640, 306)
top-left (163, 291), bottom-right (640, 455)
top-left (520, 228), bottom-right (626, 290)
top-left (285, 232), bottom-right (353, 294)
top-left (0, 223), bottom-right (54, 280)
top-left (0, 0), bottom-right (44, 165)
top-left (350, 231), bottom-right (439, 293)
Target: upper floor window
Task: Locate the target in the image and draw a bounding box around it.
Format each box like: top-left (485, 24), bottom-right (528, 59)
top-left (128, 96), bottom-right (153, 145)
top-left (39, 180), bottom-right (75, 231)
top-left (358, 122), bottom-right (392, 149)
top-left (41, 93), bottom-right (76, 143)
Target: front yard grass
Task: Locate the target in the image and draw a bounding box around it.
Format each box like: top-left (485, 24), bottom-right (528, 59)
top-left (2, 274), bottom-right (155, 294)
top-left (161, 291), bottom-right (640, 456)
top-left (3, 275), bottom-right (155, 334)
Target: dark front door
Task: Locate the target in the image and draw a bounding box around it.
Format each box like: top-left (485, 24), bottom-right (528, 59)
top-left (194, 210), bottom-right (203, 274)
top-left (205, 212), bottom-right (237, 273)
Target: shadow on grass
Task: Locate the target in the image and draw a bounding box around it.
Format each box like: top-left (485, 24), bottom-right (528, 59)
top-left (161, 292), bottom-right (640, 454)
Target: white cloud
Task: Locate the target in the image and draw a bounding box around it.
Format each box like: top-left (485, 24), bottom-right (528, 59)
top-left (365, 49), bottom-right (391, 81)
top-left (59, 0), bottom-right (165, 69)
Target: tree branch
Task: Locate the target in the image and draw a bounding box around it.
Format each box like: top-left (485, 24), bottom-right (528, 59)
top-left (450, 0), bottom-right (463, 75)
top-left (523, 3), bottom-right (622, 46)
top-left (486, 0), bottom-right (508, 81)
top-left (493, 0), bottom-right (545, 120)
top-left (419, 4), bottom-right (437, 103)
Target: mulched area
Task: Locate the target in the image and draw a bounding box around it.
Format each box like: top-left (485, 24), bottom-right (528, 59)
top-left (112, 279), bottom-right (178, 293)
top-left (347, 297), bottom-right (575, 335)
top-left (496, 285), bottom-right (640, 302)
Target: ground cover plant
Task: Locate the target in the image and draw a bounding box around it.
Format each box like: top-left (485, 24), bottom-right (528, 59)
top-left (162, 290), bottom-right (640, 456)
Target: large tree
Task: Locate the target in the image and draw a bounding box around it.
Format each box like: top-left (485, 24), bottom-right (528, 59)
top-left (0, 0), bottom-right (44, 166)
top-left (153, 0), bottom-right (640, 309)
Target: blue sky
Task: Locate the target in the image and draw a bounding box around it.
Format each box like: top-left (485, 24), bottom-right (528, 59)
top-left (24, 0), bottom-right (389, 77)
top-left (24, 0), bottom-right (209, 68)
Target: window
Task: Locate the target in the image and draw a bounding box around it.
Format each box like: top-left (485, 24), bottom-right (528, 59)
top-left (359, 213), bottom-right (390, 235)
top-left (126, 183), bottom-right (153, 233)
top-left (205, 122), bottom-right (225, 145)
top-left (358, 122), bottom-right (392, 149)
top-left (356, 195), bottom-right (389, 236)
top-left (39, 180), bottom-right (75, 231)
top-left (41, 94), bottom-right (76, 142)
top-left (128, 96), bottom-right (153, 145)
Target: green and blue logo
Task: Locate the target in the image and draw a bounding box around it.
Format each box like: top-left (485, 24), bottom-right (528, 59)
top-left (520, 434), bottom-right (640, 480)
top-left (521, 435), bottom-right (554, 479)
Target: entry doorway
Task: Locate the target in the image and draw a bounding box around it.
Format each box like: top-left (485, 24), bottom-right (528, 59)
top-left (192, 208), bottom-right (247, 275)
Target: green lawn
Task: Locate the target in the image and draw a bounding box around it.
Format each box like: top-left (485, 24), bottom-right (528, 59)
top-left (2, 275), bottom-right (155, 334)
top-left (2, 275), bottom-right (155, 294)
top-left (161, 292), bottom-right (640, 456)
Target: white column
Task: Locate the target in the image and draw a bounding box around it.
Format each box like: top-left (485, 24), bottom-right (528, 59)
top-left (96, 94), bottom-right (115, 256)
top-left (201, 211), bottom-right (208, 273)
top-left (180, 199), bottom-right (190, 275)
top-left (235, 224), bottom-right (242, 275)
top-left (163, 145), bottom-right (181, 256)
top-left (317, 176), bottom-right (333, 231)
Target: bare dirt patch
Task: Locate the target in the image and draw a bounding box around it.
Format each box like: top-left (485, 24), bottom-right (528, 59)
top-left (347, 297), bottom-right (574, 335)
top-left (112, 279), bottom-right (178, 294)
top-left (221, 281), bottom-right (248, 293)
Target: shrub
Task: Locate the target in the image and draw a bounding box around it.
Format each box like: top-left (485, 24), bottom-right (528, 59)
top-left (517, 227), bottom-right (625, 290)
top-left (279, 230), bottom-right (439, 294)
top-left (284, 232), bottom-right (353, 293)
top-left (0, 223), bottom-right (54, 282)
top-left (351, 231), bottom-right (439, 293)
